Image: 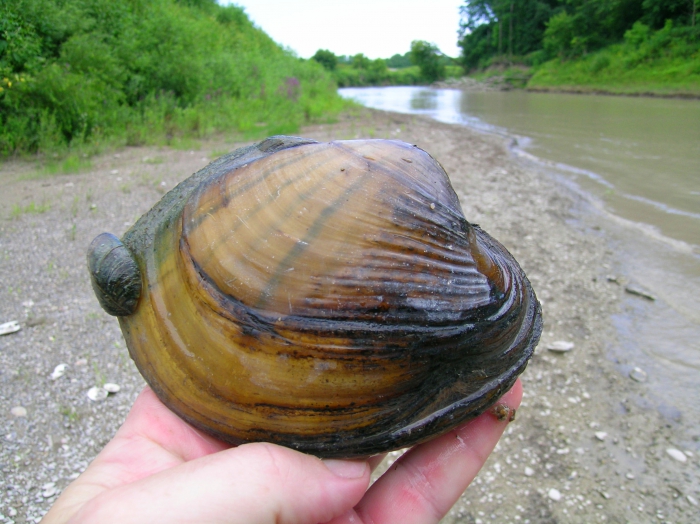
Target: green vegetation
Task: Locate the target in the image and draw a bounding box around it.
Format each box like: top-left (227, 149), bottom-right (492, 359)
top-left (386, 52), bottom-right (413, 69)
top-left (410, 40), bottom-right (447, 83)
top-left (0, 0), bottom-right (346, 158)
top-left (530, 21), bottom-right (700, 94)
top-left (10, 201), bottom-right (51, 218)
top-left (459, 0), bottom-right (700, 95)
top-left (311, 43), bottom-right (462, 87)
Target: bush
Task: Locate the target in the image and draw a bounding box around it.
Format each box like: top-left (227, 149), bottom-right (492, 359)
top-left (0, 0), bottom-right (345, 157)
top-left (624, 21), bottom-right (651, 47)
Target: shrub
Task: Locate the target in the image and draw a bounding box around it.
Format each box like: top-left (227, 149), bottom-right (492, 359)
top-left (0, 0), bottom-right (344, 157)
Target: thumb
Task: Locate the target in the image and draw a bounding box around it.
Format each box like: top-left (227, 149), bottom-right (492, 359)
top-left (69, 443), bottom-right (370, 524)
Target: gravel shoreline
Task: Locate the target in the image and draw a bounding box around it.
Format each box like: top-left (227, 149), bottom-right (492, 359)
top-left (1, 108), bottom-right (697, 523)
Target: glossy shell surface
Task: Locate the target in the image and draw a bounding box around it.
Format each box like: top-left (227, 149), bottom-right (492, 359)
top-left (88, 136), bottom-right (542, 458)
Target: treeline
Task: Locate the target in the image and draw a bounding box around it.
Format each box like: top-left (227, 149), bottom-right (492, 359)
top-left (311, 42), bottom-right (463, 87)
top-left (0, 0), bottom-right (343, 157)
top-left (459, 0), bottom-right (699, 69)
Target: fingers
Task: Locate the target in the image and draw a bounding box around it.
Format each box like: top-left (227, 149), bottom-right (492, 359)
top-left (42, 388), bottom-right (235, 523)
top-left (69, 443), bottom-right (371, 524)
top-left (328, 379), bottom-right (523, 524)
top-left (116, 387), bottom-right (231, 461)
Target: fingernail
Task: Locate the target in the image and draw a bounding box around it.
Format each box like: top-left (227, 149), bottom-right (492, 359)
top-left (323, 459), bottom-right (368, 479)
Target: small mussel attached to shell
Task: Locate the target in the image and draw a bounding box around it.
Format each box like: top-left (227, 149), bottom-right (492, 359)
top-left (87, 136), bottom-right (541, 458)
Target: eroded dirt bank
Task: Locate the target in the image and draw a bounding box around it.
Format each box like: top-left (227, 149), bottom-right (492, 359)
top-left (1, 109), bottom-right (697, 523)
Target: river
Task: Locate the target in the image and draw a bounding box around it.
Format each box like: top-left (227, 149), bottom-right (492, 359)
top-left (340, 86), bottom-right (700, 428)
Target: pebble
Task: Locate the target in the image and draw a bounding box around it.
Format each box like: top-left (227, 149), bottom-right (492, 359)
top-left (687, 495), bottom-right (698, 507)
top-left (87, 387), bottom-right (109, 402)
top-left (0, 320), bottom-right (21, 336)
top-left (625, 473), bottom-right (635, 480)
top-left (10, 406), bottom-right (27, 417)
top-left (629, 366), bottom-right (647, 382)
top-left (547, 340), bottom-right (574, 353)
top-left (103, 383), bottom-right (121, 393)
top-left (548, 488), bottom-right (562, 501)
top-left (524, 467), bottom-right (534, 477)
top-left (42, 482), bottom-right (57, 498)
top-left (665, 448), bottom-right (687, 463)
top-left (50, 363), bottom-right (68, 380)
top-left (595, 431), bottom-right (607, 441)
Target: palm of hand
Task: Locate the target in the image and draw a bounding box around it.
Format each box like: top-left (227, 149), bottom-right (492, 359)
top-left (43, 381), bottom-right (521, 524)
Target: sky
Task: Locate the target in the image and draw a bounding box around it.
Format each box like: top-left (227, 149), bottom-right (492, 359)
top-left (222, 1), bottom-right (464, 59)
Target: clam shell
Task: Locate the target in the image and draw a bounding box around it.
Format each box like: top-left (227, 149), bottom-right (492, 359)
top-left (90, 136), bottom-right (542, 458)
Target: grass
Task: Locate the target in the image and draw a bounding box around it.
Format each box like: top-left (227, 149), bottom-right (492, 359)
top-left (92, 361), bottom-right (105, 387)
top-left (142, 156), bottom-right (165, 164)
top-left (10, 201), bottom-right (51, 218)
top-left (529, 52), bottom-right (700, 96)
top-left (18, 154), bottom-right (94, 180)
top-left (70, 196), bottom-right (79, 218)
top-left (59, 405), bottom-right (80, 423)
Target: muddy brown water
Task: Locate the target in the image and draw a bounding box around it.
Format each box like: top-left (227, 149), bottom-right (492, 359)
top-left (341, 86), bottom-right (700, 440)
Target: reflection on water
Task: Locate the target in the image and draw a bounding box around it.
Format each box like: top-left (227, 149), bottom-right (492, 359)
top-left (340, 85), bottom-right (700, 431)
top-left (409, 89), bottom-right (438, 110)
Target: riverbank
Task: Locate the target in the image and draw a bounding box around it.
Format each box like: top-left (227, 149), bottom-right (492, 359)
top-left (528, 62), bottom-right (700, 99)
top-left (436, 73), bottom-right (700, 99)
top-left (1, 108), bottom-right (698, 523)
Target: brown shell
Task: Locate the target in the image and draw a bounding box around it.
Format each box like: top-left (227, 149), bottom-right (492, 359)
top-left (87, 136), bottom-right (541, 458)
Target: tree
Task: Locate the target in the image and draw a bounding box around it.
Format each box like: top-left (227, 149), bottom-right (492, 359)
top-left (642, 0), bottom-right (694, 28)
top-left (350, 53), bottom-right (371, 69)
top-left (311, 49), bottom-right (337, 71)
top-left (457, 0), bottom-right (653, 68)
top-left (543, 11), bottom-right (575, 57)
top-left (386, 52), bottom-right (411, 68)
top-left (409, 40), bottom-right (445, 82)
top-left (458, 1), bottom-right (558, 68)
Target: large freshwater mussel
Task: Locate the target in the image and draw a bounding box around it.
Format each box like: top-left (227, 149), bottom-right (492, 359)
top-left (87, 136), bottom-right (542, 458)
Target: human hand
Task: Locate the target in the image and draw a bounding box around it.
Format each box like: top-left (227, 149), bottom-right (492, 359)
top-left (42, 379), bottom-right (522, 524)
